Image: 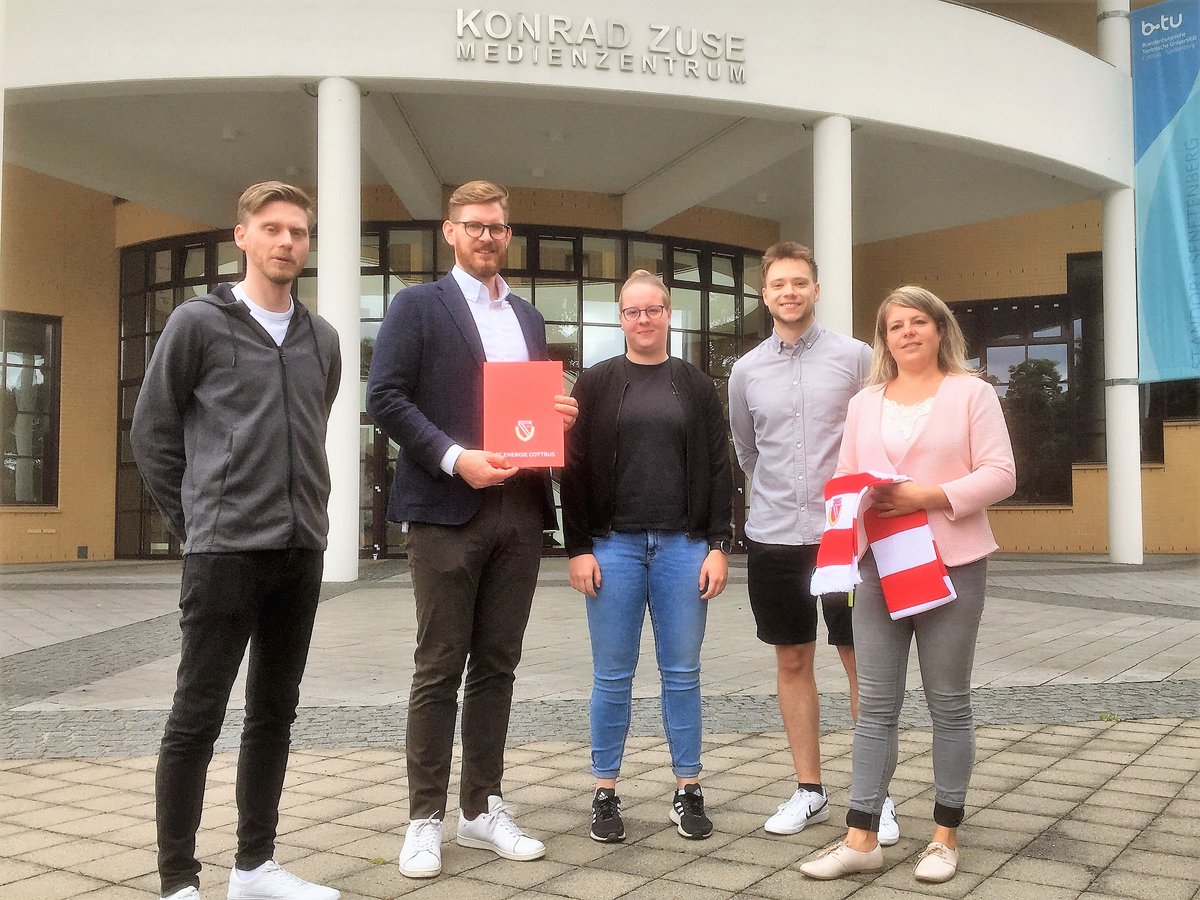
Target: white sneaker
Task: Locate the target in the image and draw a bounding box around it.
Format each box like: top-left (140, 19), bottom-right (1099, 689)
top-left (163, 888), bottom-right (200, 900)
top-left (226, 860), bottom-right (339, 899)
top-left (879, 795), bottom-right (900, 846)
top-left (456, 795), bottom-right (546, 861)
top-left (764, 786), bottom-right (830, 834)
top-left (398, 816), bottom-right (443, 879)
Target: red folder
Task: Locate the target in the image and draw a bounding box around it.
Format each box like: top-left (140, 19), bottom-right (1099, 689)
top-left (482, 361), bottom-right (565, 467)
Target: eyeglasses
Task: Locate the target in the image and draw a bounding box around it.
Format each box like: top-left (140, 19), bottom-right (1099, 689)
top-left (620, 304), bottom-right (667, 322)
top-left (451, 220), bottom-right (512, 239)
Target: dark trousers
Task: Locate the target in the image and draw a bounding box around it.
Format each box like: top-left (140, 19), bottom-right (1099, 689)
top-left (405, 479), bottom-right (544, 819)
top-left (157, 549), bottom-right (323, 896)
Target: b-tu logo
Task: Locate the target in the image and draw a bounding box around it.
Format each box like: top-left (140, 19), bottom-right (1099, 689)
top-left (1143, 13), bottom-right (1184, 36)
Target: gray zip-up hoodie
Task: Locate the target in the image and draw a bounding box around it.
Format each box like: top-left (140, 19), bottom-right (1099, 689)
top-left (131, 284), bottom-right (341, 553)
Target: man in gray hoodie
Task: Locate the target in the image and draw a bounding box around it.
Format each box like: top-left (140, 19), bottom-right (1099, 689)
top-left (132, 182), bottom-right (341, 900)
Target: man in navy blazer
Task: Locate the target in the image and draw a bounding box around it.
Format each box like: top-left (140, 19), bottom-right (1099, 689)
top-left (367, 180), bottom-right (577, 879)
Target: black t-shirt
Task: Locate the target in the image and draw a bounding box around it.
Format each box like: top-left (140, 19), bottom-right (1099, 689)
top-left (611, 359), bottom-right (689, 532)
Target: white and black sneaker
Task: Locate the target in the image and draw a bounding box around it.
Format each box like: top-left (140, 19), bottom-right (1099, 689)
top-left (590, 788), bottom-right (625, 842)
top-left (670, 783), bottom-right (713, 839)
top-left (764, 786), bottom-right (830, 835)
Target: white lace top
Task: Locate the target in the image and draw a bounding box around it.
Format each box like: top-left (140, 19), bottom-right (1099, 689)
top-left (882, 396), bottom-right (935, 465)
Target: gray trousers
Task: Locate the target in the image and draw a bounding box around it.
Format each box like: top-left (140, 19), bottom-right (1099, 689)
top-left (846, 551), bottom-right (988, 831)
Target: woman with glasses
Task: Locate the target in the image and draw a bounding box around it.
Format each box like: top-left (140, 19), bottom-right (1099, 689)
top-left (562, 269), bottom-right (733, 845)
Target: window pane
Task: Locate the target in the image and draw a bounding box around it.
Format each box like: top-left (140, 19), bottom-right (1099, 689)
top-left (670, 288), bottom-right (702, 331)
top-left (712, 255), bottom-right (736, 288)
top-left (121, 383), bottom-right (140, 419)
top-left (583, 237), bottom-right (620, 279)
top-left (507, 235), bottom-right (528, 271)
top-left (145, 509), bottom-right (172, 555)
top-left (583, 282), bottom-right (619, 324)
top-left (121, 249), bottom-right (146, 295)
top-left (744, 254), bottom-right (763, 296)
top-left (583, 325), bottom-right (625, 368)
top-left (361, 234), bottom-right (381, 269)
top-left (1, 312), bottom-right (59, 506)
top-left (361, 321), bottom-right (381, 382)
top-left (153, 249), bottom-right (172, 284)
top-left (709, 333), bottom-right (738, 377)
top-left (534, 280), bottom-right (578, 322)
top-left (116, 511), bottom-right (141, 557)
top-left (1027, 344), bottom-right (1069, 380)
top-left (546, 323), bottom-right (581, 371)
top-left (183, 245), bottom-right (206, 280)
top-left (149, 290), bottom-right (176, 333)
top-left (673, 249), bottom-right (700, 282)
top-left (539, 238), bottom-right (575, 273)
top-left (388, 228), bottom-right (433, 273)
top-left (295, 276), bottom-right (317, 308)
top-left (671, 330), bottom-right (702, 366)
top-left (389, 273), bottom-right (430, 297)
top-left (117, 466), bottom-right (144, 512)
top-left (709, 293), bottom-right (737, 334)
top-left (986, 346), bottom-right (1026, 383)
top-left (122, 337), bottom-right (146, 378)
top-left (217, 241), bottom-right (243, 276)
top-left (361, 274), bottom-right (386, 319)
top-left (629, 241), bottom-right (664, 276)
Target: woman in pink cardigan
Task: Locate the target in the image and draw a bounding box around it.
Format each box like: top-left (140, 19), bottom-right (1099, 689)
top-left (800, 286), bottom-right (1015, 884)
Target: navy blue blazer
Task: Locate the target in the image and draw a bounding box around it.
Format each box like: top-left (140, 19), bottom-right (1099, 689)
top-left (365, 272), bottom-right (557, 528)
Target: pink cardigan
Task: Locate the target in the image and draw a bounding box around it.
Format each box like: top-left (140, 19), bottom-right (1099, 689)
top-left (835, 373), bottom-right (1016, 566)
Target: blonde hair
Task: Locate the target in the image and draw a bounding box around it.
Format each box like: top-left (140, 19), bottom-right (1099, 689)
top-left (237, 181), bottom-right (314, 229)
top-left (868, 285), bottom-right (975, 385)
top-left (618, 269), bottom-right (671, 309)
top-left (447, 180), bottom-right (510, 218)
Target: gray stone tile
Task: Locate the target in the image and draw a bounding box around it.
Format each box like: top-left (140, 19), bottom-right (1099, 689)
top-left (1090, 869), bottom-right (1199, 900)
top-left (993, 855), bottom-right (1097, 890)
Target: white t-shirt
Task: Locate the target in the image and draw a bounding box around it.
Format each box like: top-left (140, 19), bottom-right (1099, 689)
top-left (233, 282), bottom-right (293, 346)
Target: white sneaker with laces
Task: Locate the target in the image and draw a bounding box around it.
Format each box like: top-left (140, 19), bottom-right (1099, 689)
top-left (456, 795), bottom-right (546, 861)
top-left (398, 816), bottom-right (443, 879)
top-left (879, 795), bottom-right (900, 846)
top-left (764, 786), bottom-right (830, 834)
top-left (226, 860), bottom-right (340, 900)
top-left (163, 888), bottom-right (200, 900)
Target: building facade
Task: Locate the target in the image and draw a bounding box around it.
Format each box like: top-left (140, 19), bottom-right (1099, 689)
top-left (1, 0), bottom-right (1196, 576)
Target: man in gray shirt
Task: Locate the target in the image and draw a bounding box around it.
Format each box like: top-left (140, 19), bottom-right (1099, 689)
top-left (729, 241), bottom-right (897, 844)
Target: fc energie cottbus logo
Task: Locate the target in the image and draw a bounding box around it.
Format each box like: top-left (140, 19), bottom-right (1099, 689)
top-left (827, 497), bottom-right (843, 527)
top-left (515, 420), bottom-right (536, 442)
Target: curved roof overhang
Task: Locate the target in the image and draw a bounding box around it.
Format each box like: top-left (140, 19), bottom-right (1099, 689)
top-left (1, 0), bottom-right (1132, 242)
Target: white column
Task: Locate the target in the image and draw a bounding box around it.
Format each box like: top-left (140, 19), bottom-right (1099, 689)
top-left (1098, 0), bottom-right (1143, 564)
top-left (318, 77), bottom-right (362, 582)
top-left (812, 115), bottom-right (854, 337)
top-left (0, 0), bottom-right (8, 261)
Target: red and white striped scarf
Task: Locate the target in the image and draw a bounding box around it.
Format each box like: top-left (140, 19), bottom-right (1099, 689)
top-left (811, 471), bottom-right (956, 620)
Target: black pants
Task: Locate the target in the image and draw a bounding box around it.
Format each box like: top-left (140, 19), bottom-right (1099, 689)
top-left (157, 549), bottom-right (323, 896)
top-left (405, 479), bottom-right (544, 819)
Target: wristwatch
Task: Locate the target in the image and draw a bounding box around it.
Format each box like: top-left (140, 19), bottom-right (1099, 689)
top-left (709, 540), bottom-right (732, 554)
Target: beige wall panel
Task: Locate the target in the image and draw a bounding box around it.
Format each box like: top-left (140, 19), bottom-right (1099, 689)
top-left (853, 200), bottom-right (1102, 340)
top-left (115, 201), bottom-right (212, 248)
top-left (363, 185), bottom-right (412, 222)
top-left (651, 207), bottom-right (779, 252)
top-left (990, 421), bottom-right (1199, 554)
top-left (1, 164), bottom-right (119, 562)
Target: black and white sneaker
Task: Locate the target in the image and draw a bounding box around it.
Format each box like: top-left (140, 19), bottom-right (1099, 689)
top-left (590, 788), bottom-right (625, 842)
top-left (670, 783), bottom-right (713, 839)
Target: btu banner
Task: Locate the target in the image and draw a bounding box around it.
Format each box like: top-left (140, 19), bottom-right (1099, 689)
top-left (1132, 0), bottom-right (1200, 382)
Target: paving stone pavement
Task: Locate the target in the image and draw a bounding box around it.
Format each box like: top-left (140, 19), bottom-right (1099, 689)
top-left (1, 554), bottom-right (1198, 899)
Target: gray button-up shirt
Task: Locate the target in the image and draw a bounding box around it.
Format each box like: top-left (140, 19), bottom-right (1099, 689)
top-left (728, 322), bottom-right (871, 545)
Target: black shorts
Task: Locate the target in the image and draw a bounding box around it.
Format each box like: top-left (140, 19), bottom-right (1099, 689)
top-left (745, 539), bottom-right (854, 646)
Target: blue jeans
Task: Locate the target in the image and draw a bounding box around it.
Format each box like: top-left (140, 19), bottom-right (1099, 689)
top-left (586, 531), bottom-right (710, 780)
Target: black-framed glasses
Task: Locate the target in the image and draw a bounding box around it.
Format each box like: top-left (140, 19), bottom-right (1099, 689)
top-left (620, 304), bottom-right (667, 322)
top-left (451, 221), bottom-right (512, 239)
